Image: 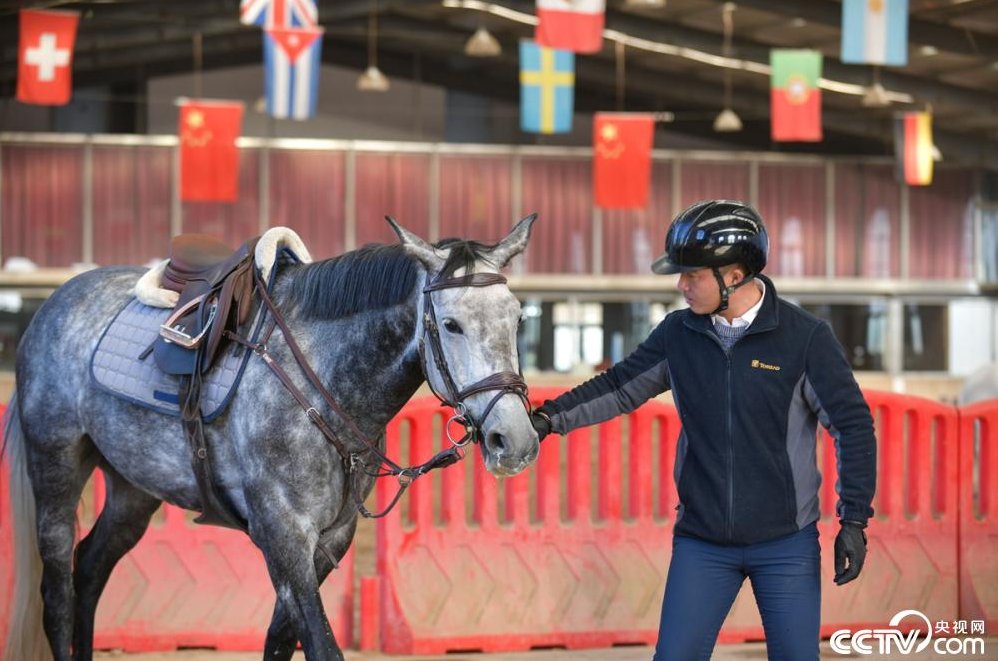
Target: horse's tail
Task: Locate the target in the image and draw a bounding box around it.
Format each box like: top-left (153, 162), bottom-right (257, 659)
top-left (1, 392), bottom-right (51, 661)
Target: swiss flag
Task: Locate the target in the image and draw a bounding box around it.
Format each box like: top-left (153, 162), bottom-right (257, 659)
top-left (17, 9), bottom-right (79, 106)
top-left (593, 113), bottom-right (654, 209)
top-left (535, 0), bottom-right (605, 54)
top-left (178, 101), bottom-right (244, 202)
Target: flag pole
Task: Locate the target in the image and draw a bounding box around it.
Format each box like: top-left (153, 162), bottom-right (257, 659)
top-left (193, 32), bottom-right (203, 99)
top-left (615, 40), bottom-right (626, 111)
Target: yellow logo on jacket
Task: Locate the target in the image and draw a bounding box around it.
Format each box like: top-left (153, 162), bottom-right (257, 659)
top-left (751, 359), bottom-right (781, 372)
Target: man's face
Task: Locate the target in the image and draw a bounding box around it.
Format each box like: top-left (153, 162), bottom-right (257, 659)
top-left (677, 268), bottom-right (719, 314)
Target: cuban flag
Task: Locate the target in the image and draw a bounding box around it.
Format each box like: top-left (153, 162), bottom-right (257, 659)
top-left (264, 27), bottom-right (323, 120)
top-left (841, 0), bottom-right (908, 66)
top-left (241, 0), bottom-right (317, 29)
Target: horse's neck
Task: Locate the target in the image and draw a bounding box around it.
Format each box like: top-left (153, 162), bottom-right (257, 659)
top-left (276, 289), bottom-right (424, 432)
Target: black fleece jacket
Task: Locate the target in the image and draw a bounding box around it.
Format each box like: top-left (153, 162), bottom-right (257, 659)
top-left (544, 275), bottom-right (876, 545)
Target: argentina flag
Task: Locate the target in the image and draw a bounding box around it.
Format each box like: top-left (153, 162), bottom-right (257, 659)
top-left (264, 27), bottom-right (323, 120)
top-left (841, 0), bottom-right (908, 66)
top-left (520, 39), bottom-right (575, 134)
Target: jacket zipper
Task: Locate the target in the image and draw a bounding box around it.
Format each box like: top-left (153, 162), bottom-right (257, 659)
top-left (694, 326), bottom-right (736, 544)
top-left (725, 352), bottom-right (733, 544)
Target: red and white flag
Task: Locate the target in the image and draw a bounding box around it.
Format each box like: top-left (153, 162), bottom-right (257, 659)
top-left (535, 0), bottom-right (605, 54)
top-left (178, 101), bottom-right (244, 202)
top-left (17, 9), bottom-right (80, 106)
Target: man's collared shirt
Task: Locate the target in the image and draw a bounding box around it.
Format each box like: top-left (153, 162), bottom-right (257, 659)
top-left (712, 279), bottom-right (766, 329)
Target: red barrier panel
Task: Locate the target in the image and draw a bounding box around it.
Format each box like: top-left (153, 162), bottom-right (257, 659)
top-left (376, 389), bottom-right (682, 654)
top-left (0, 410), bottom-right (353, 653)
top-left (0, 404), bottom-right (10, 650)
top-left (958, 399), bottom-right (998, 631)
top-left (375, 390), bottom-right (963, 653)
top-left (726, 392), bottom-right (960, 639)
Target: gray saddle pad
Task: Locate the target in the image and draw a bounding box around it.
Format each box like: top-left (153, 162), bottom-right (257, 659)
top-left (91, 298), bottom-right (253, 420)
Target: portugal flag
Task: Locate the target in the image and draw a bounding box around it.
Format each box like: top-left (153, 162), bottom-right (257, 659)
top-left (894, 112), bottom-right (933, 186)
top-left (770, 49), bottom-right (822, 142)
top-left (593, 113), bottom-right (654, 209)
top-left (178, 100), bottom-right (244, 202)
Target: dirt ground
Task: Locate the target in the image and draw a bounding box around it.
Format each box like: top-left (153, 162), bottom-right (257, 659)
top-left (91, 637), bottom-right (998, 660)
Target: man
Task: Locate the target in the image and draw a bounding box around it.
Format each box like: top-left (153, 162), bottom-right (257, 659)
top-left (531, 200), bottom-right (876, 660)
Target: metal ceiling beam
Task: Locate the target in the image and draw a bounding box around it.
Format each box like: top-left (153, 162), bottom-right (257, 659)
top-left (367, 15), bottom-right (997, 169)
top-left (713, 0), bottom-right (998, 58)
top-left (486, 0), bottom-right (998, 116)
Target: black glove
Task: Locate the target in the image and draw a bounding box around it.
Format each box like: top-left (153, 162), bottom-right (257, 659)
top-left (834, 521), bottom-right (868, 586)
top-left (530, 408), bottom-right (552, 441)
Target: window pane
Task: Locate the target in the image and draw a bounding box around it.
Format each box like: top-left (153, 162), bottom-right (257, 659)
top-left (802, 303), bottom-right (886, 371)
top-left (834, 164), bottom-right (901, 278)
top-left (903, 304), bottom-right (948, 371)
top-left (757, 164), bottom-right (826, 276)
top-left (980, 207), bottom-right (998, 282)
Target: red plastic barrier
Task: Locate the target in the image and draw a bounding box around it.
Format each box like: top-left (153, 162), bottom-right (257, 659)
top-left (375, 390), bottom-right (963, 653)
top-left (0, 407), bottom-right (353, 653)
top-left (958, 399), bottom-right (998, 631)
top-left (376, 389), bottom-right (682, 654)
top-left (725, 392), bottom-right (961, 639)
top-left (0, 404), bottom-right (10, 650)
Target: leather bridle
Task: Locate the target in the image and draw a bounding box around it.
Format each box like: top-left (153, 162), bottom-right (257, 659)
top-left (228, 266), bottom-right (532, 519)
top-left (418, 271), bottom-right (530, 448)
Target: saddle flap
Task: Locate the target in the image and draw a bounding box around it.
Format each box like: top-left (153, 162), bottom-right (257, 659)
top-left (153, 238), bottom-right (260, 376)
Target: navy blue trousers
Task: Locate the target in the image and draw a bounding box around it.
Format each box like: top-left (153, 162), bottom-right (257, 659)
top-left (653, 523), bottom-right (821, 661)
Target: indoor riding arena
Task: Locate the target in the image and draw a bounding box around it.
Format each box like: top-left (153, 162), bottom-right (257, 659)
top-left (1, 1), bottom-right (997, 660)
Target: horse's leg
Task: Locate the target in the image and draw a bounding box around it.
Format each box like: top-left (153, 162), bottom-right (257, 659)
top-left (27, 435), bottom-right (99, 661)
top-left (71, 466), bottom-right (161, 661)
top-left (251, 516), bottom-right (345, 661)
top-left (262, 520), bottom-right (357, 660)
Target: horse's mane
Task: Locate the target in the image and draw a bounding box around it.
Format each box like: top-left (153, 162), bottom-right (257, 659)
top-left (289, 238), bottom-right (494, 320)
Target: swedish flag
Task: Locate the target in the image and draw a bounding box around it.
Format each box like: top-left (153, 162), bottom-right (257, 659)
top-left (520, 39), bottom-right (575, 134)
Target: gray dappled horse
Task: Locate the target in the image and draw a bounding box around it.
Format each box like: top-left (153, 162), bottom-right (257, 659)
top-left (2, 216), bottom-right (540, 661)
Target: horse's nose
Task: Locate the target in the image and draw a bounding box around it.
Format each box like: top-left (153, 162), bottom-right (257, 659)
top-left (484, 431), bottom-right (508, 457)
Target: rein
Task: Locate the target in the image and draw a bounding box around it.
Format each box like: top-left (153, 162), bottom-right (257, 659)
top-left (226, 267), bottom-right (530, 518)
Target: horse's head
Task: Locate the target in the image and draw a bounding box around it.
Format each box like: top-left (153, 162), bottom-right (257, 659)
top-left (388, 215), bottom-right (539, 477)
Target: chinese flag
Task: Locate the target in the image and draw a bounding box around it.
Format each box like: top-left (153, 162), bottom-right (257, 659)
top-left (178, 101), bottom-right (244, 202)
top-left (770, 49), bottom-right (822, 142)
top-left (593, 113), bottom-right (654, 209)
top-left (536, 0), bottom-right (605, 54)
top-left (894, 112), bottom-right (933, 186)
top-left (17, 9), bottom-right (80, 106)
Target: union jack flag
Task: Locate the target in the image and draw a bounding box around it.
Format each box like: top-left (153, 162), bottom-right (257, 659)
top-left (240, 0), bottom-right (317, 29)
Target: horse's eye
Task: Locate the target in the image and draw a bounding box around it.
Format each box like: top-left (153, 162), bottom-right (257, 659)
top-left (442, 318), bottom-right (463, 335)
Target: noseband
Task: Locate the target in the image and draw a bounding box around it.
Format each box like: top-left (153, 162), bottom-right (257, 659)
top-left (419, 272), bottom-right (530, 447)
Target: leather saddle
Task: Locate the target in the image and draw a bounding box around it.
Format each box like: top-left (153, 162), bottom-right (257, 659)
top-left (153, 234), bottom-right (259, 376)
top-left (147, 233), bottom-right (263, 531)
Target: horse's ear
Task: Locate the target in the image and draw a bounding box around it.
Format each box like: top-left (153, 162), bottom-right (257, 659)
top-left (385, 216), bottom-right (446, 271)
top-left (488, 213), bottom-right (537, 268)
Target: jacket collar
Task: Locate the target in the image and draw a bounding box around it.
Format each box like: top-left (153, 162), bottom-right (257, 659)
top-left (682, 273), bottom-right (780, 335)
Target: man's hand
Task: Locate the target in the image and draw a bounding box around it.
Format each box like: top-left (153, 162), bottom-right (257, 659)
top-left (530, 408), bottom-right (552, 441)
top-left (834, 521), bottom-right (868, 585)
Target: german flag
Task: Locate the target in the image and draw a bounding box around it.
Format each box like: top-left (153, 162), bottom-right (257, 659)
top-left (894, 112), bottom-right (933, 186)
